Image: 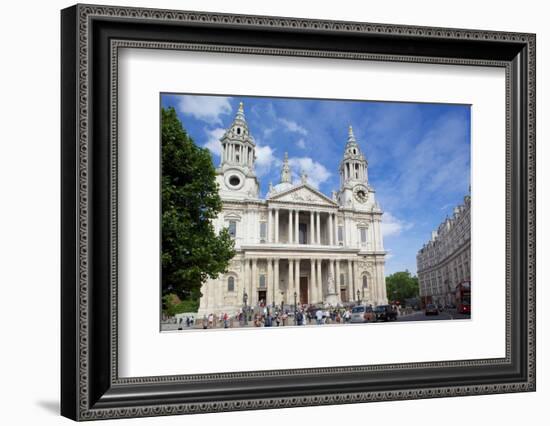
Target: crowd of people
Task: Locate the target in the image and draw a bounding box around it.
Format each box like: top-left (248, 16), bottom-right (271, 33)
top-left (192, 301), bottom-right (373, 329)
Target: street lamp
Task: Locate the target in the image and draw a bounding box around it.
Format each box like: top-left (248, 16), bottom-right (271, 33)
top-left (242, 292), bottom-right (248, 326)
top-left (356, 289), bottom-right (361, 305)
top-left (294, 291), bottom-right (298, 325)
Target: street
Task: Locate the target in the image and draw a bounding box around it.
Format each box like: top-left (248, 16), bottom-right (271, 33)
top-left (396, 310), bottom-right (471, 322)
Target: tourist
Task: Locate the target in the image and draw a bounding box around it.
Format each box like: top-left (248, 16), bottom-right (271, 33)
top-left (208, 313), bottom-right (214, 329)
top-left (316, 309), bottom-right (323, 325)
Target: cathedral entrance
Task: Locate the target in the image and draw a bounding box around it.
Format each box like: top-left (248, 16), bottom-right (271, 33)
top-left (299, 277), bottom-right (309, 304)
top-left (258, 290), bottom-right (267, 306)
top-left (340, 287), bottom-right (348, 303)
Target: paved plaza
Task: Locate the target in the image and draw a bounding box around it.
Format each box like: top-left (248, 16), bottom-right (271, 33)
top-left (161, 309), bottom-right (470, 332)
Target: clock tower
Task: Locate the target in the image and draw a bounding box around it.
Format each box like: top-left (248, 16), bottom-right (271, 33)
top-left (216, 102), bottom-right (260, 200)
top-left (337, 125), bottom-right (372, 210)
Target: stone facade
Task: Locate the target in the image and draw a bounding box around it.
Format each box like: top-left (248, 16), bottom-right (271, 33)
top-left (198, 103), bottom-right (387, 316)
top-left (416, 193), bottom-right (471, 306)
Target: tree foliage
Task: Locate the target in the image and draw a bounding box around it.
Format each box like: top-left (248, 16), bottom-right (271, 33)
top-left (385, 270), bottom-right (419, 305)
top-left (161, 107), bottom-right (235, 302)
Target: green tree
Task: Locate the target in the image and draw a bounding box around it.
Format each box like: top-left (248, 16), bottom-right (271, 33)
top-left (385, 270), bottom-right (419, 305)
top-left (161, 107), bottom-right (235, 305)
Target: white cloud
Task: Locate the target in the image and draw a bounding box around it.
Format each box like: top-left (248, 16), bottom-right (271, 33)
top-left (278, 118), bottom-right (308, 136)
top-left (296, 138), bottom-right (306, 149)
top-left (203, 127), bottom-right (225, 157)
top-left (255, 143), bottom-right (281, 177)
top-left (262, 127), bottom-right (276, 139)
top-left (288, 157), bottom-right (331, 189)
top-left (381, 211), bottom-right (413, 238)
top-left (178, 96), bottom-right (232, 125)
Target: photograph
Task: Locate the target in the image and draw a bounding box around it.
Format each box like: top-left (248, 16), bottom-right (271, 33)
top-left (159, 94), bottom-right (472, 331)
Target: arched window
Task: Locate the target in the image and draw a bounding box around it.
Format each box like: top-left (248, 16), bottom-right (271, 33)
top-left (227, 276), bottom-right (235, 292)
top-left (237, 127), bottom-right (241, 135)
top-left (362, 275), bottom-right (368, 288)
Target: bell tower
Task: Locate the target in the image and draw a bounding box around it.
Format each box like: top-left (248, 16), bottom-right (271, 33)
top-left (216, 102), bottom-right (259, 199)
top-left (337, 125), bottom-right (371, 210)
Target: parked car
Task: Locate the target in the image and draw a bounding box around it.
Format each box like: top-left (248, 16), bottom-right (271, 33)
top-left (374, 305), bottom-right (398, 321)
top-left (350, 305), bottom-right (375, 323)
top-left (458, 302), bottom-right (471, 315)
top-left (425, 303), bottom-right (439, 316)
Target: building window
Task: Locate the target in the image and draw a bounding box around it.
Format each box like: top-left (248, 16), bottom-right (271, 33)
top-left (360, 227), bottom-right (367, 245)
top-left (260, 222), bottom-right (267, 241)
top-left (340, 273), bottom-right (345, 287)
top-left (363, 275), bottom-right (368, 288)
top-left (338, 226), bottom-right (344, 244)
top-left (228, 220), bottom-right (237, 238)
top-left (259, 274), bottom-right (266, 288)
top-left (227, 276), bottom-right (235, 292)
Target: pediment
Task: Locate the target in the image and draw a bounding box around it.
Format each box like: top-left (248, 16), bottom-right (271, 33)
top-left (269, 184), bottom-right (337, 206)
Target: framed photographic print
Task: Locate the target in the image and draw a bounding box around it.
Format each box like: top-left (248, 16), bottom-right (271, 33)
top-left (61, 4), bottom-right (536, 421)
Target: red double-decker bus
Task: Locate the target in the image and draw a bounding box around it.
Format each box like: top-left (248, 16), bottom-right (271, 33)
top-left (455, 281), bottom-right (471, 314)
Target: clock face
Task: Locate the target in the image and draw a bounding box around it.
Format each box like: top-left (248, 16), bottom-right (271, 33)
top-left (225, 170), bottom-right (245, 190)
top-left (353, 186), bottom-right (368, 203)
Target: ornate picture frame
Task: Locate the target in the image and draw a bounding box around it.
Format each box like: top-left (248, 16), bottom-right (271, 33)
top-left (61, 4), bottom-right (535, 420)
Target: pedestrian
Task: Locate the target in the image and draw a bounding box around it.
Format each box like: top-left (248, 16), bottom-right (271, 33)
top-left (186, 316), bottom-right (190, 328)
top-left (178, 317), bottom-right (183, 330)
top-left (208, 313), bottom-right (213, 329)
top-left (202, 314), bottom-right (208, 329)
top-left (223, 312), bottom-right (229, 328)
top-left (316, 309), bottom-right (323, 325)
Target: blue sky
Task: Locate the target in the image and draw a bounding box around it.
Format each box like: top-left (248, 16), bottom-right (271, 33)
top-left (161, 94), bottom-right (471, 276)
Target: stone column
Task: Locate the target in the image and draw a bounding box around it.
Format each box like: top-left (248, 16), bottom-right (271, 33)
top-left (267, 208), bottom-right (272, 243)
top-left (343, 215), bottom-right (348, 247)
top-left (288, 259), bottom-right (294, 303)
top-left (335, 260), bottom-right (341, 301)
top-left (329, 259), bottom-right (335, 287)
top-left (334, 213), bottom-right (339, 245)
top-left (310, 259), bottom-right (316, 303)
top-left (267, 258), bottom-right (273, 306)
top-left (295, 258), bottom-right (301, 304)
top-left (294, 209), bottom-right (300, 244)
top-left (274, 258), bottom-right (280, 305)
top-left (251, 258), bottom-right (258, 306)
top-left (347, 259), bottom-right (353, 302)
top-left (288, 209), bottom-right (293, 244)
top-left (316, 259), bottom-right (324, 302)
top-left (275, 209), bottom-right (280, 243)
top-left (328, 213), bottom-right (334, 245)
top-left (244, 258), bottom-right (250, 302)
top-left (310, 211), bottom-right (314, 244)
top-left (316, 212), bottom-right (321, 245)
